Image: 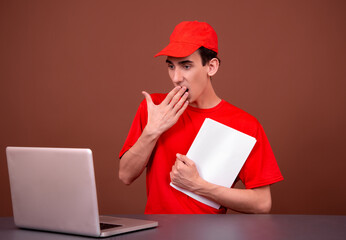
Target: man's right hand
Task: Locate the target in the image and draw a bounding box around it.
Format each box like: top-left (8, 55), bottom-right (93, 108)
top-left (142, 86), bottom-right (189, 137)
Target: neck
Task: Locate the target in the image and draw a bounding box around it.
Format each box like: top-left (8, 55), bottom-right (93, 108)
top-left (189, 81), bottom-right (221, 109)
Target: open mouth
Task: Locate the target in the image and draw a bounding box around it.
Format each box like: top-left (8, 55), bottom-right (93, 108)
top-left (184, 88), bottom-right (189, 94)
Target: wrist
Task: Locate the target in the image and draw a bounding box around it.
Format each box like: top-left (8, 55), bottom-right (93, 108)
top-left (143, 125), bottom-right (162, 140)
top-left (193, 179), bottom-right (218, 197)
top-left (191, 177), bottom-right (209, 194)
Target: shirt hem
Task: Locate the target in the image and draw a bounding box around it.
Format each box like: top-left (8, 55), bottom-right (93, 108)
top-left (245, 176), bottom-right (284, 189)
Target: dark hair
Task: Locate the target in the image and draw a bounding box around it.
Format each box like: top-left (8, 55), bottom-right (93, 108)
top-left (198, 46), bottom-right (221, 66)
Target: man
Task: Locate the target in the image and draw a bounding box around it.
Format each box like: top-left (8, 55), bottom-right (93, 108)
top-left (119, 21), bottom-right (283, 214)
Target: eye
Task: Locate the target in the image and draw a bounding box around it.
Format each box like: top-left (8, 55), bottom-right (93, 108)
top-left (168, 64), bottom-right (175, 70)
top-left (183, 65), bottom-right (191, 70)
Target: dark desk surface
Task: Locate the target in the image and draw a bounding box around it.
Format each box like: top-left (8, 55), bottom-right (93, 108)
top-left (1, 214), bottom-right (346, 240)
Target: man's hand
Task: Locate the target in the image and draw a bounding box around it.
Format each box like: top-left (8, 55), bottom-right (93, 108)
top-left (142, 86), bottom-right (189, 137)
top-left (170, 154), bottom-right (272, 214)
top-left (119, 87), bottom-right (188, 186)
top-left (170, 153), bottom-right (204, 192)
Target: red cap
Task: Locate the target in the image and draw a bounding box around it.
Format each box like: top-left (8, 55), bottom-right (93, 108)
top-left (154, 21), bottom-right (218, 58)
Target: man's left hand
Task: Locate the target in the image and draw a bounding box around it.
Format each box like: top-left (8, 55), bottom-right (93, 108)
top-left (170, 154), bottom-right (204, 192)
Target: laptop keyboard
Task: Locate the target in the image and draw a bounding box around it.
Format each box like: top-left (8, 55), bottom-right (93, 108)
top-left (100, 223), bottom-right (122, 230)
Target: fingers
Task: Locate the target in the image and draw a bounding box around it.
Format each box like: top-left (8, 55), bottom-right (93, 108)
top-left (174, 98), bottom-right (189, 119)
top-left (142, 91), bottom-right (153, 105)
top-left (169, 87), bottom-right (188, 108)
top-left (168, 87), bottom-right (189, 122)
top-left (176, 154), bottom-right (194, 166)
top-left (162, 86), bottom-right (182, 105)
top-left (176, 153), bottom-right (185, 164)
top-left (142, 87), bottom-right (188, 135)
top-left (144, 87), bottom-right (188, 108)
top-left (170, 154), bottom-right (198, 189)
top-left (172, 91), bottom-right (188, 112)
top-left (170, 157), bottom-right (185, 182)
top-left (171, 154), bottom-right (187, 173)
top-left (163, 86), bottom-right (188, 106)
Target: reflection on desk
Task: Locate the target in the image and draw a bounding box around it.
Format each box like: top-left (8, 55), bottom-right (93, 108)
top-left (1, 214), bottom-right (346, 240)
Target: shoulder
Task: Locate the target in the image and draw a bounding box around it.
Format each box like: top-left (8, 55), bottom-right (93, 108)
top-left (219, 101), bottom-right (261, 137)
top-left (221, 101), bottom-right (259, 124)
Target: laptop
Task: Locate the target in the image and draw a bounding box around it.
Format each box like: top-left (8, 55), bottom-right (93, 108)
top-left (6, 146), bottom-right (158, 237)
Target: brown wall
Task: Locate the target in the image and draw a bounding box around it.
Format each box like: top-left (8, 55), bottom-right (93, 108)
top-left (1, 0), bottom-right (345, 216)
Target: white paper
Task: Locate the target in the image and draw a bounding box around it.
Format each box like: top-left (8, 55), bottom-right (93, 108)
top-left (170, 118), bottom-right (257, 209)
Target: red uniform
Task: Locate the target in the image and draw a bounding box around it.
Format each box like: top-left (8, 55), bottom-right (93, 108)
top-left (120, 93), bottom-right (283, 214)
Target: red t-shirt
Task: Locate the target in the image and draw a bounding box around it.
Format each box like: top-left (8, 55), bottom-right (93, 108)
top-left (119, 94), bottom-right (283, 214)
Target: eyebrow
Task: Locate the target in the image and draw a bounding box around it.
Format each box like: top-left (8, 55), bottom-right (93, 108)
top-left (166, 59), bottom-right (193, 65)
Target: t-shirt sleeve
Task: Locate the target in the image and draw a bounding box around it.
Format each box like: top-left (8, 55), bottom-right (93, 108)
top-left (238, 121), bottom-right (284, 189)
top-left (119, 99), bottom-right (148, 159)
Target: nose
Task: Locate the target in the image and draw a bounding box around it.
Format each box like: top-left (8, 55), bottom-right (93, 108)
top-left (171, 69), bottom-right (183, 85)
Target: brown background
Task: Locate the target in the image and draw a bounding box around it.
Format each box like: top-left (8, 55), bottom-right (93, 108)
top-left (1, 0), bottom-right (345, 216)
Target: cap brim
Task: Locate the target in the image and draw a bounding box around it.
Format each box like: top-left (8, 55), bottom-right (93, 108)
top-left (154, 42), bottom-right (201, 58)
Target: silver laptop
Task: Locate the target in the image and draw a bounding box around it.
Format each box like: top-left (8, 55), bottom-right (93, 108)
top-left (6, 147), bottom-right (158, 237)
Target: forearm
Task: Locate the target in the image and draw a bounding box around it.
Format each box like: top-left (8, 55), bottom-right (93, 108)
top-left (119, 127), bottom-right (160, 185)
top-left (170, 155), bottom-right (272, 214)
top-left (193, 180), bottom-right (272, 214)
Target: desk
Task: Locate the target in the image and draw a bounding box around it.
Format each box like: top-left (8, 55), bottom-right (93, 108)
top-left (1, 214), bottom-right (345, 240)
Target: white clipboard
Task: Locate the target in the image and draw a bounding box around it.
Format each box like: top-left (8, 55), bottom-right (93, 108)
top-left (170, 118), bottom-right (257, 209)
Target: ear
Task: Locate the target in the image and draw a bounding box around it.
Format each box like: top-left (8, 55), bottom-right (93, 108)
top-left (207, 58), bottom-right (219, 77)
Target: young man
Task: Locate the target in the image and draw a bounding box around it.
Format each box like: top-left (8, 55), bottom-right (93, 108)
top-left (119, 21), bottom-right (283, 214)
